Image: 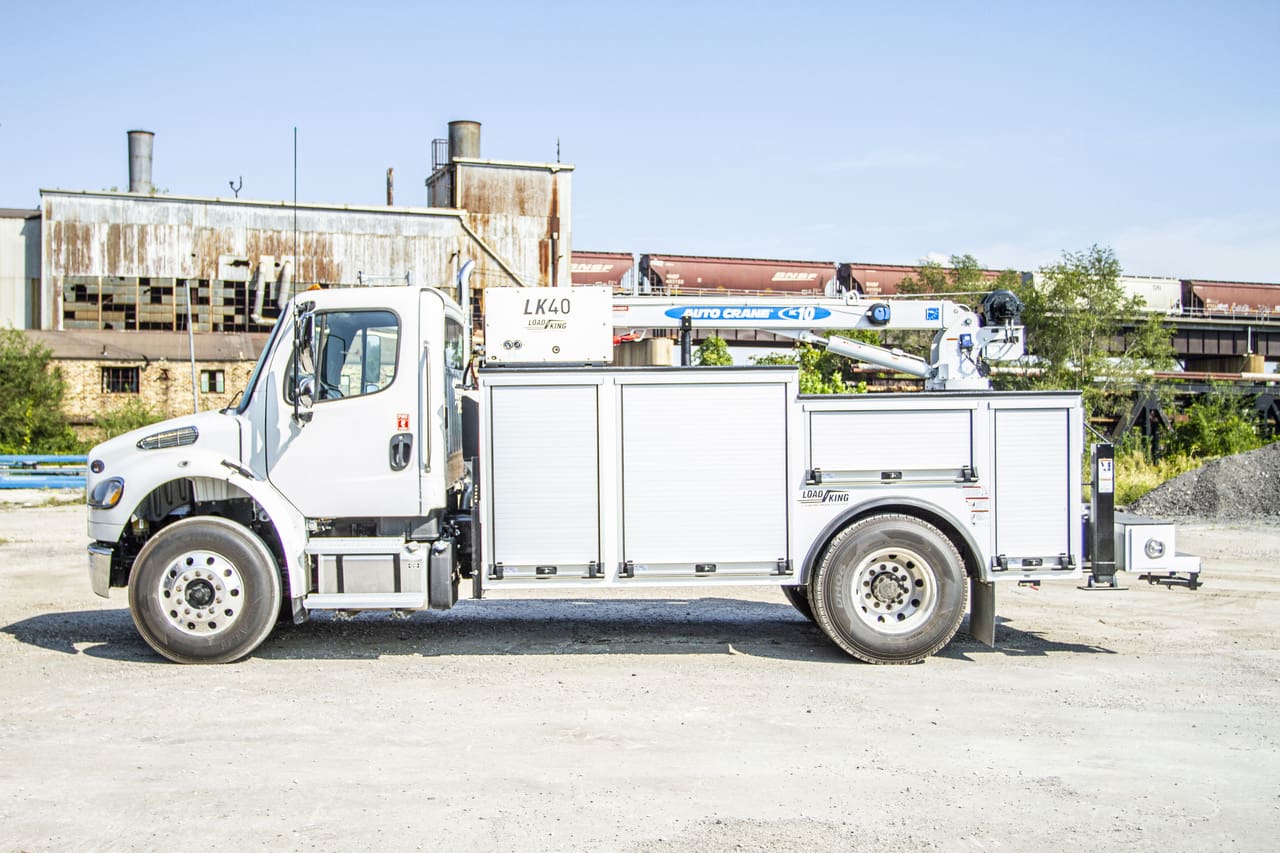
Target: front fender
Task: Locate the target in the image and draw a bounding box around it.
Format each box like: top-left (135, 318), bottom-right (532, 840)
top-left (87, 448), bottom-right (308, 600)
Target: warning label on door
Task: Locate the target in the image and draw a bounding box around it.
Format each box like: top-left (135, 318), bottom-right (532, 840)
top-left (396, 413), bottom-right (410, 430)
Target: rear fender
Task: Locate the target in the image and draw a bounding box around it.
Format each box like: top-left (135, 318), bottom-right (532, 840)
top-left (798, 497), bottom-right (986, 585)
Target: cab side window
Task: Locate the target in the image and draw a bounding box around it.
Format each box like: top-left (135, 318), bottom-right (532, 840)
top-left (445, 316), bottom-right (465, 372)
top-left (287, 310), bottom-right (399, 403)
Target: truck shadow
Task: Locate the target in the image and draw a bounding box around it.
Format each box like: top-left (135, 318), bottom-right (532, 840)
top-left (0, 607), bottom-right (158, 662)
top-left (3, 598), bottom-right (1115, 663)
top-left (940, 623), bottom-right (1117, 660)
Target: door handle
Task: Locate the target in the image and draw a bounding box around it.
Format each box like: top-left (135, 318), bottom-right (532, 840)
top-left (389, 433), bottom-right (413, 471)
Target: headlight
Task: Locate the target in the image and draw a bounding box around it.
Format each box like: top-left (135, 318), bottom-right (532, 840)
top-left (88, 477), bottom-right (125, 509)
top-left (1144, 538), bottom-right (1166, 560)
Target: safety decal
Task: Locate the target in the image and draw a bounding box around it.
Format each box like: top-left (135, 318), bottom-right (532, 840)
top-left (396, 413), bottom-right (410, 430)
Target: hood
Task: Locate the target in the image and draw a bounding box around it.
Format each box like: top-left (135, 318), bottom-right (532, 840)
top-left (88, 409), bottom-right (243, 475)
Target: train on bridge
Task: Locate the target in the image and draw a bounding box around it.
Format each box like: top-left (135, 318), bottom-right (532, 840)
top-left (572, 251), bottom-right (1280, 323)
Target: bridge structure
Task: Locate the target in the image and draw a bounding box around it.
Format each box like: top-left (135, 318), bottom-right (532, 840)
top-left (1160, 311), bottom-right (1280, 372)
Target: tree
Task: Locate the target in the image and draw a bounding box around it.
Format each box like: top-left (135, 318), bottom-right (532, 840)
top-left (0, 329), bottom-right (81, 453)
top-left (1003, 245), bottom-right (1175, 420)
top-left (892, 254), bottom-right (1020, 353)
top-left (752, 344), bottom-right (868, 395)
top-left (898, 253), bottom-right (1021, 308)
top-left (1165, 387), bottom-right (1266, 458)
top-left (694, 335), bottom-right (733, 366)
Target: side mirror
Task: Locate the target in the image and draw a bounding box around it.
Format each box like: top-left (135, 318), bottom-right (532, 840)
top-left (296, 303), bottom-right (316, 371)
top-left (293, 301), bottom-right (317, 424)
top-left (295, 374), bottom-right (316, 410)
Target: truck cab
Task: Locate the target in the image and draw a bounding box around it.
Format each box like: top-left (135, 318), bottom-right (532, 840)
top-left (87, 286), bottom-right (467, 663)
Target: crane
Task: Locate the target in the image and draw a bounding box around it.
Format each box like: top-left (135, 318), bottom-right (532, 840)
top-left (609, 290), bottom-right (1026, 391)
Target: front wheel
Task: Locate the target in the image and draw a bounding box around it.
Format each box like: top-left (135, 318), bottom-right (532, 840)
top-left (810, 514), bottom-right (967, 664)
top-left (127, 516), bottom-right (282, 664)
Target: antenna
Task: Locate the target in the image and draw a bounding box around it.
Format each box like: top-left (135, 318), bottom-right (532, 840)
top-left (229, 176), bottom-right (242, 198)
top-left (293, 127), bottom-right (298, 299)
top-left (556, 137), bottom-right (560, 163)
top-left (185, 252), bottom-right (199, 413)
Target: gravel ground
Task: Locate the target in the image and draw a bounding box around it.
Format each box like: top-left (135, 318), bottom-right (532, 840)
top-left (1, 502), bottom-right (1278, 851)
top-left (1132, 442), bottom-right (1280, 519)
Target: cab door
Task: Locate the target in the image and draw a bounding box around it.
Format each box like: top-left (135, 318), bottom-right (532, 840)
top-left (264, 299), bottom-right (421, 518)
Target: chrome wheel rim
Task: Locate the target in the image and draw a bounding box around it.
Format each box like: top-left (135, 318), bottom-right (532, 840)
top-left (849, 546), bottom-right (938, 634)
top-left (156, 550), bottom-right (245, 637)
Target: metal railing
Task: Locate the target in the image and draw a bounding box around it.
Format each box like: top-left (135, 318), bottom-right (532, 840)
top-left (431, 138), bottom-right (450, 173)
top-left (0, 455), bottom-right (88, 489)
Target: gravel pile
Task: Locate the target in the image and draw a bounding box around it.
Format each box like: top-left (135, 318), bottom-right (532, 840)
top-left (1131, 441), bottom-right (1280, 519)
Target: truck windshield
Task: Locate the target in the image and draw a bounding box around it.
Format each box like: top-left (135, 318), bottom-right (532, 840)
top-left (235, 313), bottom-right (287, 415)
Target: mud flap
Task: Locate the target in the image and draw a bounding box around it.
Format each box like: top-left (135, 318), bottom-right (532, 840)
top-left (969, 578), bottom-right (995, 647)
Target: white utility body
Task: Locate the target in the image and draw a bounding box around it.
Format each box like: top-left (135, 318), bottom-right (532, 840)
top-left (84, 277), bottom-right (1191, 664)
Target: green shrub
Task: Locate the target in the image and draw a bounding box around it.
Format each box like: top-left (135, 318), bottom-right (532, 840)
top-left (1114, 447), bottom-right (1202, 506)
top-left (752, 343), bottom-right (868, 394)
top-left (1167, 390), bottom-right (1266, 459)
top-left (694, 335), bottom-right (733, 366)
top-left (0, 329), bottom-right (81, 453)
top-left (95, 399), bottom-right (164, 442)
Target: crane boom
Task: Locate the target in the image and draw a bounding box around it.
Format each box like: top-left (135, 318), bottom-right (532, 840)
top-left (609, 292), bottom-right (1025, 391)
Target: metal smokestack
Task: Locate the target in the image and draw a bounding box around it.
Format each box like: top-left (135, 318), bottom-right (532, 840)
top-left (127, 130), bottom-right (154, 193)
top-left (447, 121), bottom-right (481, 161)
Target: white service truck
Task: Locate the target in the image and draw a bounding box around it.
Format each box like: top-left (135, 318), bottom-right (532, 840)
top-left (84, 273), bottom-right (1195, 664)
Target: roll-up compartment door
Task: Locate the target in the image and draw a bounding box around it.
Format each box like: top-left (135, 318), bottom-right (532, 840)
top-left (489, 385), bottom-right (600, 575)
top-left (621, 382), bottom-right (788, 575)
top-left (993, 408), bottom-right (1072, 561)
top-left (810, 409), bottom-right (973, 483)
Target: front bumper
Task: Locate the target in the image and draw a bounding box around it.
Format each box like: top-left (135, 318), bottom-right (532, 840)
top-left (88, 543), bottom-right (114, 598)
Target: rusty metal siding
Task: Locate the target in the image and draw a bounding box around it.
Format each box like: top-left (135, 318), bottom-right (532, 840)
top-left (453, 163), bottom-right (573, 286)
top-left (42, 191), bottom-right (469, 287)
top-left (0, 212), bottom-right (40, 328)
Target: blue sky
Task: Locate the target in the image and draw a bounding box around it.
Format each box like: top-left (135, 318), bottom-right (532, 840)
top-left (2, 1), bottom-right (1276, 280)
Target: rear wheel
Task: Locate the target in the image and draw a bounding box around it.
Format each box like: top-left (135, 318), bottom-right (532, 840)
top-left (781, 585), bottom-right (815, 622)
top-left (810, 514), bottom-right (966, 664)
top-left (127, 516), bottom-right (281, 664)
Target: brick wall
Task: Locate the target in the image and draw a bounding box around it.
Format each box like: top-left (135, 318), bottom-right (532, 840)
top-left (56, 357), bottom-right (258, 439)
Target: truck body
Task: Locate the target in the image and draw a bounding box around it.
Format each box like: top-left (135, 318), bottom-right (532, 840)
top-left (83, 281), bottom-right (1188, 664)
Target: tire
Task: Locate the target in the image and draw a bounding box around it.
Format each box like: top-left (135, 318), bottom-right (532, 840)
top-left (127, 516), bottom-right (282, 664)
top-left (810, 514), bottom-right (967, 664)
top-left (781, 585), bottom-right (815, 622)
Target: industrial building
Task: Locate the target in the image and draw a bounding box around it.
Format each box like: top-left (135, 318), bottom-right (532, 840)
top-left (1, 122), bottom-right (572, 432)
top-left (1, 119), bottom-right (1276, 436)
top-left (0, 208), bottom-right (41, 328)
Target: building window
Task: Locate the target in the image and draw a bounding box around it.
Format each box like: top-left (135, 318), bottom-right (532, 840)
top-left (200, 369), bottom-right (225, 394)
top-left (102, 366), bottom-right (140, 394)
